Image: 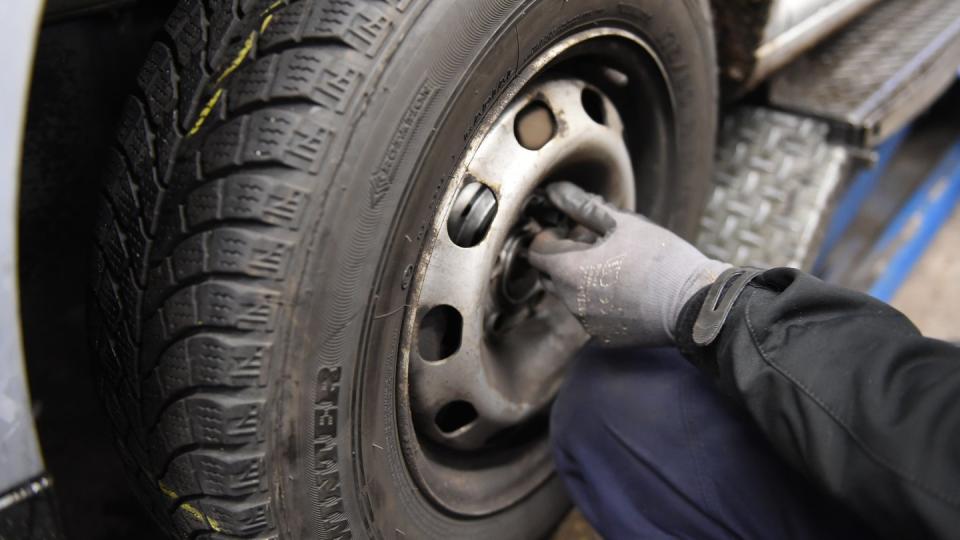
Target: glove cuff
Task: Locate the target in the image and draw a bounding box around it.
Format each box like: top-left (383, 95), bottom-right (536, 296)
top-left (692, 267), bottom-right (764, 346)
top-left (676, 285), bottom-right (716, 377)
top-left (666, 259), bottom-right (732, 342)
top-left (676, 267), bottom-right (763, 376)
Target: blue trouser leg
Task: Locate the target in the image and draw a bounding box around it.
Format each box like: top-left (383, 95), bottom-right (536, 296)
top-left (551, 347), bottom-right (872, 540)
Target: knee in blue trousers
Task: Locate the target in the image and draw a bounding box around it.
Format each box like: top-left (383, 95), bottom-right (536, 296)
top-left (550, 347), bottom-right (871, 539)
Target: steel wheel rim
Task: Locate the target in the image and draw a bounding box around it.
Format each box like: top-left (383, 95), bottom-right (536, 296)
top-left (397, 27), bottom-right (674, 516)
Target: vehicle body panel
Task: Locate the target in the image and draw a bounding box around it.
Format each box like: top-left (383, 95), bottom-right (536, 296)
top-left (0, 0), bottom-right (45, 499)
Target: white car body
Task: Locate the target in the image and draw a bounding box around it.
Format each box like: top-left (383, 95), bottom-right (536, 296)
top-left (0, 0), bottom-right (44, 499)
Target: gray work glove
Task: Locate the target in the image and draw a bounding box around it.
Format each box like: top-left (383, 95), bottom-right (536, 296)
top-left (528, 182), bottom-right (731, 347)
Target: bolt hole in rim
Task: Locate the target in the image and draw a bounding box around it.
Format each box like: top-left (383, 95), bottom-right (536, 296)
top-left (398, 28), bottom-right (676, 516)
top-left (417, 305), bottom-right (463, 361)
top-left (581, 87), bottom-right (608, 125)
top-left (515, 101), bottom-right (557, 150)
top-left (435, 401), bottom-right (479, 434)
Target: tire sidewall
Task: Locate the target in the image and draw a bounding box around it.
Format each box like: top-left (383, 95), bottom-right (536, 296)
top-left (276, 0), bottom-right (716, 537)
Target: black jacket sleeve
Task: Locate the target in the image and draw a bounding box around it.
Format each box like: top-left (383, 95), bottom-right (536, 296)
top-left (676, 268), bottom-right (960, 540)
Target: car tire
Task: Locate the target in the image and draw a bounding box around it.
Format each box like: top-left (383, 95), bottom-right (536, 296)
top-left (91, 0), bottom-right (717, 537)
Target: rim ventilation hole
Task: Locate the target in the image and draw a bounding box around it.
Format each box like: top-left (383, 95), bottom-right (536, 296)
top-left (581, 87), bottom-right (606, 125)
top-left (514, 101), bottom-right (557, 150)
top-left (418, 305), bottom-right (463, 361)
top-left (435, 401), bottom-right (478, 433)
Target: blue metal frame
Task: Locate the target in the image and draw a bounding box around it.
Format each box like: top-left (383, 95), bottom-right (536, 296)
top-left (868, 141), bottom-right (960, 301)
top-left (813, 126), bottom-right (911, 275)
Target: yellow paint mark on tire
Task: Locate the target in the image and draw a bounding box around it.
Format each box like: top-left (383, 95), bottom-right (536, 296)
top-left (216, 31), bottom-right (258, 85)
top-left (181, 503), bottom-right (224, 532)
top-left (260, 13), bottom-right (274, 33)
top-left (184, 2), bottom-right (282, 138)
top-left (158, 481), bottom-right (224, 532)
top-left (158, 481), bottom-right (178, 500)
top-left (263, 0), bottom-right (284, 15)
top-left (187, 87), bottom-right (224, 137)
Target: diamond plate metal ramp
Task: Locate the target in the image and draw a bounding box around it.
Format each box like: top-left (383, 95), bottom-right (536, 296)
top-left (696, 107), bottom-right (851, 270)
top-left (770, 0), bottom-right (960, 147)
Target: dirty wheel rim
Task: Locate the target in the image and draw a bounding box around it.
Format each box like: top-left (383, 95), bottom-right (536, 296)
top-left (397, 27), bottom-right (675, 516)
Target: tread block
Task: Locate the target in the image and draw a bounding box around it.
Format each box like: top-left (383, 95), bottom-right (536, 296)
top-left (118, 99), bottom-right (159, 202)
top-left (142, 280), bottom-right (279, 367)
top-left (304, 1), bottom-right (393, 57)
top-left (164, 0), bottom-right (207, 67)
top-left (116, 265), bottom-right (144, 337)
top-left (151, 202), bottom-right (191, 271)
top-left (202, 109), bottom-right (334, 174)
top-left (100, 373), bottom-right (132, 434)
top-left (162, 450), bottom-right (266, 498)
top-left (207, 0), bottom-right (242, 67)
top-left (170, 505), bottom-right (202, 538)
top-left (117, 98), bottom-right (165, 227)
top-left (228, 54), bottom-right (281, 111)
top-left (203, 499), bottom-right (272, 536)
top-left (153, 280), bottom-right (280, 338)
top-left (104, 153), bottom-right (152, 281)
top-left (164, 0), bottom-right (211, 130)
top-left (95, 205), bottom-right (131, 283)
top-left (229, 47), bottom-right (364, 113)
top-left (171, 498), bottom-right (272, 537)
top-left (92, 251), bottom-right (122, 326)
top-left (202, 115), bottom-right (248, 175)
top-left (259, 1), bottom-right (394, 57)
top-left (147, 258), bottom-right (177, 307)
top-left (163, 152), bottom-right (205, 220)
top-left (92, 327), bottom-right (124, 388)
top-left (139, 43), bottom-right (179, 128)
top-left (138, 43), bottom-right (181, 171)
top-left (151, 395), bottom-right (265, 462)
top-left (150, 152), bottom-right (202, 255)
top-left (258, 2), bottom-right (311, 50)
top-left (104, 151), bottom-right (139, 227)
top-left (168, 228), bottom-right (294, 283)
top-left (143, 334), bottom-right (270, 422)
top-left (187, 174), bottom-right (310, 230)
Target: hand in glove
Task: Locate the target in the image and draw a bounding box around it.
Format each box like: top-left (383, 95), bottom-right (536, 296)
top-left (528, 182), bottom-right (731, 347)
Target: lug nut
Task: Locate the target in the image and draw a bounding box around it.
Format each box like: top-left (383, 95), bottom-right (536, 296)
top-left (447, 181), bottom-right (498, 247)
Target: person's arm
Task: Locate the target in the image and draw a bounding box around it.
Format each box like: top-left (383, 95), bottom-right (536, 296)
top-left (675, 268), bottom-right (960, 540)
top-left (528, 182), bottom-right (960, 539)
